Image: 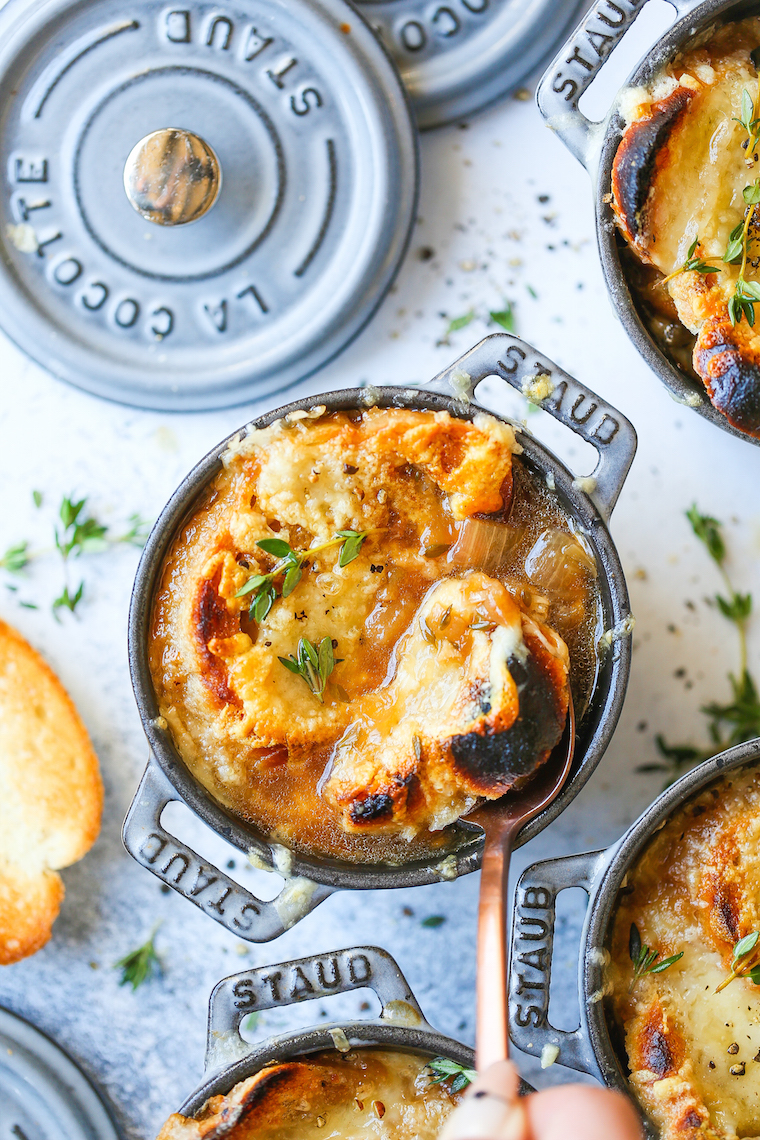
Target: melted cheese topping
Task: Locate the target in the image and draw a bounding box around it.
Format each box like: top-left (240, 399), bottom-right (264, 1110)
top-left (150, 407), bottom-right (599, 863)
top-left (608, 766), bottom-right (760, 1140)
top-left (158, 1049), bottom-right (462, 1140)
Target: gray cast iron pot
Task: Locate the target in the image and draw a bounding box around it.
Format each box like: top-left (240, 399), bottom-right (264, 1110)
top-left (123, 332), bottom-right (636, 944)
top-left (508, 738), bottom-right (760, 1136)
top-left (178, 944), bottom-right (533, 1118)
top-left (537, 0), bottom-right (760, 446)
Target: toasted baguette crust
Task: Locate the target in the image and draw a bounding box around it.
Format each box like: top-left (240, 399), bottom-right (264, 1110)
top-left (0, 619), bottom-right (102, 964)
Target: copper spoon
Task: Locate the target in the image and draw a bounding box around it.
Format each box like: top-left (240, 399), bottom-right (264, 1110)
top-left (461, 694), bottom-right (576, 1071)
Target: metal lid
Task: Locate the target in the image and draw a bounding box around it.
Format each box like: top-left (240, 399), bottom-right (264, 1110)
top-left (0, 1007), bottom-right (121, 1140)
top-left (356, 0), bottom-right (588, 128)
top-left (0, 0), bottom-right (417, 410)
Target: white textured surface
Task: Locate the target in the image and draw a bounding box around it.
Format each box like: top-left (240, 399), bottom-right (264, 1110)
top-left (1, 6), bottom-right (760, 1137)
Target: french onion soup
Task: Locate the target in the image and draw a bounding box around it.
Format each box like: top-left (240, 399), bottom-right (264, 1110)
top-left (611, 17), bottom-right (760, 437)
top-left (608, 766), bottom-right (760, 1140)
top-left (157, 1048), bottom-right (465, 1140)
top-left (150, 406), bottom-right (600, 863)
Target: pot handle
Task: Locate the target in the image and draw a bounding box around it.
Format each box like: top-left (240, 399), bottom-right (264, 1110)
top-left (508, 850), bottom-right (609, 1077)
top-left (204, 945), bottom-right (429, 1071)
top-left (428, 333), bottom-right (636, 520)
top-left (536, 0), bottom-right (697, 170)
top-left (122, 758), bottom-right (332, 943)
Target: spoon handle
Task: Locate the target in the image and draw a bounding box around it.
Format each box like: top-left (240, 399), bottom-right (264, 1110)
top-left (475, 812), bottom-right (518, 1071)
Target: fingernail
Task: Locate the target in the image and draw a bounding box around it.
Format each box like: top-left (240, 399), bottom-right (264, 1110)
top-left (438, 1090), bottom-right (512, 1140)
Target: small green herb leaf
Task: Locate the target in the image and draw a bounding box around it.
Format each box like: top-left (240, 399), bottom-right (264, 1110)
top-left (335, 529), bottom-right (368, 568)
top-left (427, 1057), bottom-right (477, 1093)
top-left (52, 581), bottom-right (84, 619)
top-left (733, 932), bottom-right (760, 963)
top-left (424, 543), bottom-right (452, 559)
top-left (257, 538), bottom-right (295, 559)
top-left (0, 541), bottom-right (30, 574)
top-left (115, 929), bottom-right (161, 991)
top-left (490, 305), bottom-right (515, 332)
top-left (445, 311), bottom-right (475, 336)
top-left (282, 565), bottom-right (303, 598)
top-left (235, 574), bottom-right (268, 597)
top-left (32, 490), bottom-right (43, 508)
top-left (649, 952), bottom-right (685, 974)
top-left (421, 915), bottom-right (446, 928)
top-left (629, 922), bottom-right (642, 964)
top-left (686, 505), bottom-right (725, 565)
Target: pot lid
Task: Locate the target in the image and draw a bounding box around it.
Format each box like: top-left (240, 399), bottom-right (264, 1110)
top-left (0, 0), bottom-right (417, 410)
top-left (356, 0), bottom-right (588, 128)
top-left (0, 1007), bottom-right (121, 1140)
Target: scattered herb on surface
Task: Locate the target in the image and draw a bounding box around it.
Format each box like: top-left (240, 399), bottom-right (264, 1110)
top-left (642, 506), bottom-right (759, 786)
top-left (489, 305), bottom-right (515, 332)
top-left (427, 1057), bottom-right (477, 1093)
top-left (661, 236), bottom-right (721, 285)
top-left (628, 923), bottom-right (683, 993)
top-left (236, 531), bottom-right (370, 621)
top-left (716, 931), bottom-right (760, 993)
top-left (115, 928), bottom-right (161, 991)
top-left (424, 543), bottom-right (451, 559)
top-left (526, 284), bottom-right (538, 299)
top-left (445, 311), bottom-right (475, 337)
top-left (421, 915), bottom-right (446, 928)
top-left (0, 541), bottom-right (29, 573)
top-left (278, 636), bottom-right (341, 703)
top-left (52, 582), bottom-right (84, 619)
top-left (32, 490), bottom-right (42, 508)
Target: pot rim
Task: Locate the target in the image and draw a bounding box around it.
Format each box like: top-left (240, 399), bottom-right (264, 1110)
top-left (127, 338), bottom-right (633, 894)
top-left (593, 0), bottom-right (760, 446)
top-left (182, 1023), bottom-right (475, 1115)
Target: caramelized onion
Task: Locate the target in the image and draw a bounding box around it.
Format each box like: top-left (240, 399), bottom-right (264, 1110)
top-left (524, 528), bottom-right (596, 627)
top-left (448, 518), bottom-right (520, 573)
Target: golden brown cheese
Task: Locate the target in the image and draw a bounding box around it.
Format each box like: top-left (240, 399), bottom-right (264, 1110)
top-left (608, 767), bottom-right (760, 1140)
top-left (611, 18), bottom-right (760, 436)
top-left (151, 407), bottom-right (598, 862)
top-left (156, 1049), bottom-right (461, 1140)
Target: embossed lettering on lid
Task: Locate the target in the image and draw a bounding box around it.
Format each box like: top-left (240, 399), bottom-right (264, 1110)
top-left (0, 0), bottom-right (417, 409)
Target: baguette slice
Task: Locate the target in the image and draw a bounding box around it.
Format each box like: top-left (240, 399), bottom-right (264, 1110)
top-left (0, 619), bottom-right (102, 964)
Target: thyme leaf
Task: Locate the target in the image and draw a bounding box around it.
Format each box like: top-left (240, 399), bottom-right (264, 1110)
top-left (645, 507), bottom-right (759, 786)
top-left (427, 1057), bottom-right (477, 1094)
top-left (0, 541), bottom-right (30, 574)
top-left (278, 636), bottom-right (341, 702)
top-left (115, 928), bottom-right (161, 991)
top-left (235, 531), bottom-right (370, 620)
top-left (661, 235), bottom-right (721, 285)
top-left (52, 581), bottom-right (84, 619)
top-left (716, 930), bottom-right (760, 993)
top-left (490, 304), bottom-right (515, 332)
top-left (628, 923), bottom-right (683, 992)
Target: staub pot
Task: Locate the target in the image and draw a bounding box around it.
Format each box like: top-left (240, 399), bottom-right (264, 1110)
top-left (123, 332), bottom-right (636, 943)
top-left (175, 943), bottom-right (532, 1118)
top-left (537, 0), bottom-right (760, 446)
top-left (508, 738), bottom-right (760, 1136)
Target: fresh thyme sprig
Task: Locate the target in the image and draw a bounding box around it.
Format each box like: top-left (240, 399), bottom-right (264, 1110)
top-left (640, 507), bottom-right (759, 786)
top-left (0, 494), bottom-right (151, 617)
top-left (278, 636), bottom-right (341, 702)
top-left (661, 236), bottom-right (721, 286)
top-left (115, 927), bottom-right (161, 991)
top-left (628, 923), bottom-right (683, 993)
top-left (427, 1057), bottom-right (477, 1094)
top-left (235, 531), bottom-right (370, 623)
top-left (716, 931), bottom-right (760, 994)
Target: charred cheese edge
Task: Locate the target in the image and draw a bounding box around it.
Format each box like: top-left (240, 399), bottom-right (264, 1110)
top-left (150, 407), bottom-right (576, 854)
top-left (608, 767), bottom-right (760, 1140)
top-left (611, 18), bottom-right (760, 436)
top-left (156, 1049), bottom-right (462, 1140)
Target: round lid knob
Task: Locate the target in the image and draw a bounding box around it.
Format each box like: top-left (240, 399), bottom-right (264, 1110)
top-left (123, 128), bottom-right (221, 226)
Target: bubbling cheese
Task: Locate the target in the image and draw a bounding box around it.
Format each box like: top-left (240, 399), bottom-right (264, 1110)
top-left (156, 1049), bottom-right (463, 1140)
top-left (607, 766), bottom-right (760, 1140)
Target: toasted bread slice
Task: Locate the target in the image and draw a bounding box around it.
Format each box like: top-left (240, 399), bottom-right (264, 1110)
top-left (610, 17), bottom-right (760, 436)
top-left (0, 619), bottom-right (102, 964)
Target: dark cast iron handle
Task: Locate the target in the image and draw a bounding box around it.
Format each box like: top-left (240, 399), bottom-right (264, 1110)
top-left (428, 333), bottom-right (637, 520)
top-left (204, 945), bottom-right (430, 1071)
top-left (122, 758), bottom-right (333, 943)
top-left (507, 850), bottom-right (612, 1076)
top-left (536, 0), bottom-right (701, 170)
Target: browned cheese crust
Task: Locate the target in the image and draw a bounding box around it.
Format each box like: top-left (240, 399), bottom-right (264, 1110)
top-left (608, 767), bottom-right (760, 1140)
top-left (150, 407), bottom-right (597, 861)
top-left (0, 619), bottom-right (102, 964)
top-left (611, 17), bottom-right (760, 437)
top-left (156, 1049), bottom-right (461, 1140)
